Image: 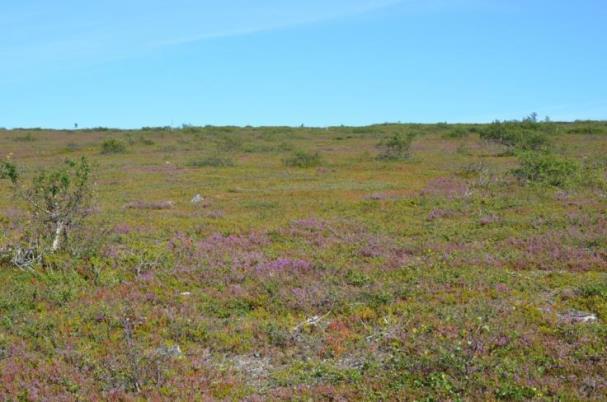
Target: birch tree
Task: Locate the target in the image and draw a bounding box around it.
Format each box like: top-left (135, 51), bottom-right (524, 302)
top-left (1, 157), bottom-right (93, 253)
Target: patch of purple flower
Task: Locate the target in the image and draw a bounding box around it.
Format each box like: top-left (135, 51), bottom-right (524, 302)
top-left (257, 258), bottom-right (313, 276)
top-left (113, 223), bottom-right (134, 235)
top-left (504, 233), bottom-right (607, 272)
top-left (196, 232), bottom-right (270, 254)
top-left (283, 218), bottom-right (340, 248)
top-left (102, 244), bottom-right (128, 259)
top-left (287, 284), bottom-right (328, 311)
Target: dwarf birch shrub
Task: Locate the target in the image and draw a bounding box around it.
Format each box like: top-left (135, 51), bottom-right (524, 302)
top-left (101, 139), bottom-right (127, 154)
top-left (513, 152), bottom-right (579, 187)
top-left (283, 150), bottom-right (321, 168)
top-left (480, 120), bottom-right (552, 152)
top-left (1, 157), bottom-right (95, 258)
top-left (377, 132), bottom-right (416, 160)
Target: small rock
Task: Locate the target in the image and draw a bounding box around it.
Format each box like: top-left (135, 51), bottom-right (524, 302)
top-left (559, 288), bottom-right (577, 300)
top-left (480, 214), bottom-right (499, 226)
top-left (367, 193), bottom-right (388, 201)
top-left (156, 344), bottom-right (183, 358)
top-left (558, 310), bottom-right (598, 324)
top-left (291, 314), bottom-right (326, 332)
top-left (191, 194), bottom-right (203, 204)
top-left (180, 291), bottom-right (191, 296)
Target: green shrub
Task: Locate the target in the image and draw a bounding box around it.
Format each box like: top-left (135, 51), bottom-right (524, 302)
top-left (283, 150), bottom-right (321, 168)
top-left (242, 142), bottom-right (292, 153)
top-left (577, 156), bottom-right (607, 190)
top-left (480, 120), bottom-right (551, 151)
top-left (377, 132), bottom-right (416, 160)
top-left (495, 383), bottom-right (541, 400)
top-left (188, 157), bottom-right (235, 168)
top-left (443, 127), bottom-right (469, 139)
top-left (1, 157), bottom-right (94, 256)
top-left (0, 160), bottom-right (18, 184)
top-left (27, 158), bottom-right (94, 252)
top-left (568, 125), bottom-right (605, 135)
top-left (100, 139), bottom-right (127, 154)
top-left (521, 131), bottom-right (551, 150)
top-left (141, 126), bottom-right (172, 131)
top-left (479, 121), bottom-right (515, 147)
top-left (513, 152), bottom-right (579, 187)
top-left (139, 137), bottom-right (155, 146)
top-left (580, 283), bottom-right (607, 299)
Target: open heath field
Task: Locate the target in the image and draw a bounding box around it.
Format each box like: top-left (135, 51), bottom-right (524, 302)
top-left (1, 121), bottom-right (607, 400)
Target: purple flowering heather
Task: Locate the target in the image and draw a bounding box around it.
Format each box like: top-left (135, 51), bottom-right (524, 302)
top-left (195, 232), bottom-right (269, 254)
top-left (257, 258), bottom-right (313, 275)
top-left (288, 285), bottom-right (327, 311)
top-left (113, 223), bottom-right (134, 235)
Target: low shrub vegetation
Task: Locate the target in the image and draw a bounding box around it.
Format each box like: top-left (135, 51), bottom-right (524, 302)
top-left (283, 150), bottom-right (322, 167)
top-left (1, 122), bottom-right (607, 400)
top-left (480, 118), bottom-right (553, 152)
top-left (100, 139), bottom-right (127, 154)
top-left (513, 151), bottom-right (579, 187)
top-left (443, 127), bottom-right (469, 139)
top-left (1, 157), bottom-right (96, 269)
top-left (376, 131), bottom-right (417, 160)
top-left (188, 156), bottom-right (235, 167)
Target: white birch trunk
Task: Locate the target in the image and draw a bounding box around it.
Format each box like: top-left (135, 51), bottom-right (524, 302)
top-left (52, 221), bottom-right (65, 252)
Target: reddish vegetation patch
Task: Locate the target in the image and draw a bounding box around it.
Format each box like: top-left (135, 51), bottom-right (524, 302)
top-left (169, 231), bottom-right (320, 281)
top-left (281, 218), bottom-right (416, 269)
top-left (257, 258), bottom-right (313, 276)
top-left (124, 200), bottom-right (175, 210)
top-left (421, 177), bottom-right (471, 199)
top-left (113, 223), bottom-right (134, 235)
top-left (504, 233), bottom-right (607, 272)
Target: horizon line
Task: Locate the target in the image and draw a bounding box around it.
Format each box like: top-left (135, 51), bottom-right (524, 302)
top-left (2, 119), bottom-right (606, 131)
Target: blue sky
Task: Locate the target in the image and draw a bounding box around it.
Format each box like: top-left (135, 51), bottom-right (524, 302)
top-left (1, 0), bottom-right (606, 128)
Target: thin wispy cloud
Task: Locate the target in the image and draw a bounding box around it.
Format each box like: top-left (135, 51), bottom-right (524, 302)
top-left (152, 0), bottom-right (405, 47)
top-left (0, 0), bottom-right (410, 84)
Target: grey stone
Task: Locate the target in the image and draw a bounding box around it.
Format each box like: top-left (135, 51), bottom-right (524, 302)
top-left (558, 310), bottom-right (598, 324)
top-left (156, 344), bottom-right (183, 358)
